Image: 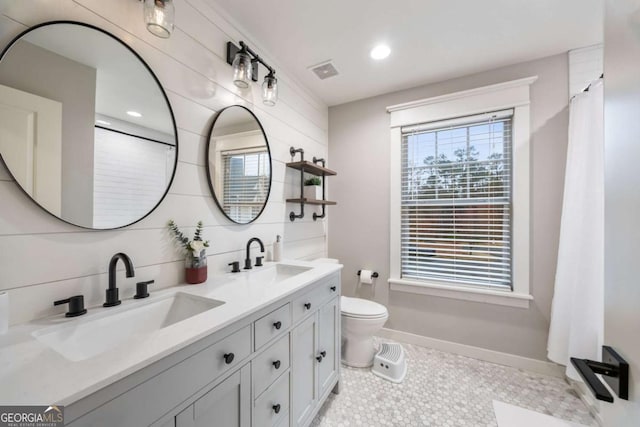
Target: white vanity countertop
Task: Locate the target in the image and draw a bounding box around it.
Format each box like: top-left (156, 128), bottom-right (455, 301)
top-left (0, 260), bottom-right (342, 406)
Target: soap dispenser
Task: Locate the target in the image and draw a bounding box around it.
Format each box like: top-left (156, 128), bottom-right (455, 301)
top-left (273, 235), bottom-right (282, 262)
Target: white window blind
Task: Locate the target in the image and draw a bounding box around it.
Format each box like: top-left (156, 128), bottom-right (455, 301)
top-left (222, 150), bottom-right (270, 223)
top-left (400, 110), bottom-right (513, 289)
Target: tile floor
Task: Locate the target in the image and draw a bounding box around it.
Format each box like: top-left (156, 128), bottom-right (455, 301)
top-left (311, 339), bottom-right (596, 427)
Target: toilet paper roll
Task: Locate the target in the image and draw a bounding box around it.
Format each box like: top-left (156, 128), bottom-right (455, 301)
top-left (359, 269), bottom-right (374, 284)
top-left (0, 291), bottom-right (8, 334)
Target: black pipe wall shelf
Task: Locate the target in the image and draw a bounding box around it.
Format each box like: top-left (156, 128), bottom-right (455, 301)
top-left (286, 147), bottom-right (337, 221)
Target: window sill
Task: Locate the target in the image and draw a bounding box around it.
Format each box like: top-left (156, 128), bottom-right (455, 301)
top-left (388, 278), bottom-right (533, 308)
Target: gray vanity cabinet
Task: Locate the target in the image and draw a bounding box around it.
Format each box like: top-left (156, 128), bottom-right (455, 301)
top-left (64, 272), bottom-right (341, 427)
top-left (291, 294), bottom-right (340, 427)
top-left (175, 364), bottom-right (251, 427)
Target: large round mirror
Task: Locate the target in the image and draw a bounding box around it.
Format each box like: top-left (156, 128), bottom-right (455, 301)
top-left (0, 21), bottom-right (177, 229)
top-left (206, 106), bottom-right (271, 224)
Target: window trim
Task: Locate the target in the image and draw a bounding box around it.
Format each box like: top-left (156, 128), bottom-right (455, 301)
top-left (387, 77), bottom-right (537, 308)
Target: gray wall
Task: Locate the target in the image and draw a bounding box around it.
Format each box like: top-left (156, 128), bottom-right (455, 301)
top-left (0, 40), bottom-right (96, 226)
top-left (602, 0), bottom-right (640, 423)
top-left (328, 53), bottom-right (569, 361)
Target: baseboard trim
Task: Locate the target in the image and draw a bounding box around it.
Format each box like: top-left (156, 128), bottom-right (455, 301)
top-left (378, 328), bottom-right (565, 378)
top-left (568, 378), bottom-right (603, 426)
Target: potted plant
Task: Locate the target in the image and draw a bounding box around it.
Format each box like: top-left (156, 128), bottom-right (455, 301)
top-left (168, 220), bottom-right (210, 284)
top-left (303, 176), bottom-right (322, 201)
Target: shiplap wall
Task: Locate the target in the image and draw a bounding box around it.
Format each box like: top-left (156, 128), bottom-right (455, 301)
top-left (0, 0), bottom-right (328, 325)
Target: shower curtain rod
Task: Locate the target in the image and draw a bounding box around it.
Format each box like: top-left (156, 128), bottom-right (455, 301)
top-left (583, 74), bottom-right (604, 93)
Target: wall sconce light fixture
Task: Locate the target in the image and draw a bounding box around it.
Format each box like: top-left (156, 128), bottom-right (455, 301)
top-left (227, 41), bottom-right (278, 106)
top-left (142, 0), bottom-right (175, 39)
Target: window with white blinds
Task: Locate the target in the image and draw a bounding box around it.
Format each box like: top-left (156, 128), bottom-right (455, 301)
top-left (400, 110), bottom-right (513, 289)
top-left (222, 150), bottom-right (270, 223)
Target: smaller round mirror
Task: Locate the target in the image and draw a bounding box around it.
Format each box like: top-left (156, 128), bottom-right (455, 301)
top-left (206, 106), bottom-right (271, 224)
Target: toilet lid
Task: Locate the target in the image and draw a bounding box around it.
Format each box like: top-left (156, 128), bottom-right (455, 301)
top-left (341, 296), bottom-right (388, 318)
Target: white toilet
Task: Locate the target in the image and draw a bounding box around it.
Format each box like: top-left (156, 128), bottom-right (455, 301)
top-left (340, 296), bottom-right (389, 368)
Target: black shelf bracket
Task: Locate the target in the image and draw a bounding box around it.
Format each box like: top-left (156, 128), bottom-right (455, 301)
top-left (312, 157), bottom-right (326, 221)
top-left (570, 346), bottom-right (629, 403)
top-left (289, 147), bottom-right (305, 221)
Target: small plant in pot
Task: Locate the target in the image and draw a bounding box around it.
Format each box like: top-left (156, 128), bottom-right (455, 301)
top-left (167, 220), bottom-right (210, 284)
top-left (303, 176), bottom-right (322, 201)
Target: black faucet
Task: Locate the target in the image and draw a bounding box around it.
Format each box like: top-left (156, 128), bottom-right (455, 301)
top-left (104, 253), bottom-right (135, 307)
top-left (244, 237), bottom-right (265, 270)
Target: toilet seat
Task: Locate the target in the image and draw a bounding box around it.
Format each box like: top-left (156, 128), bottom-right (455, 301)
top-left (341, 296), bottom-right (388, 319)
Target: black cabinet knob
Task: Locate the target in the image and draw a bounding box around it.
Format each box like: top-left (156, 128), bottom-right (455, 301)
top-left (316, 354), bottom-right (323, 362)
top-left (304, 302), bottom-right (311, 310)
top-left (272, 360), bottom-right (281, 369)
top-left (320, 351), bottom-right (326, 357)
top-left (330, 286), bottom-right (336, 292)
top-left (273, 321), bottom-right (282, 330)
top-left (272, 404), bottom-right (281, 414)
top-left (223, 353), bottom-right (235, 364)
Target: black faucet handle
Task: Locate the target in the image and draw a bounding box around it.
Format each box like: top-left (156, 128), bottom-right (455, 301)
top-left (54, 295), bottom-right (87, 317)
top-left (134, 280), bottom-right (154, 299)
top-left (228, 261), bottom-right (241, 273)
top-left (255, 256), bottom-right (264, 267)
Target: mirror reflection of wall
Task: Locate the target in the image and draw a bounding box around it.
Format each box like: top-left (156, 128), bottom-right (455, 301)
top-left (207, 106), bottom-right (271, 224)
top-left (0, 22), bottom-right (177, 229)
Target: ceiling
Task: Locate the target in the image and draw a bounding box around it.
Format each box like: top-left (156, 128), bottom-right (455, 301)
top-left (209, 0), bottom-right (603, 106)
top-left (24, 23), bottom-right (174, 134)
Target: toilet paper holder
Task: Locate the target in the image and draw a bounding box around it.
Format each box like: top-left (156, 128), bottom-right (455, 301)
top-left (357, 270), bottom-right (379, 278)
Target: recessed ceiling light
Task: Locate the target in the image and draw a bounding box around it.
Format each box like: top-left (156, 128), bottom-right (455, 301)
top-left (370, 44), bottom-right (391, 60)
top-left (95, 119), bottom-right (111, 126)
top-left (127, 111), bottom-right (142, 118)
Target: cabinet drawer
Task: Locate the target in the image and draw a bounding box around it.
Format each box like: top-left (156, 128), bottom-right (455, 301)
top-left (67, 326), bottom-right (251, 427)
top-left (255, 303), bottom-right (291, 350)
top-left (208, 325), bottom-right (252, 379)
top-left (318, 276), bottom-right (340, 303)
top-left (254, 372), bottom-right (290, 427)
top-left (292, 278), bottom-right (339, 323)
top-left (253, 334), bottom-right (290, 397)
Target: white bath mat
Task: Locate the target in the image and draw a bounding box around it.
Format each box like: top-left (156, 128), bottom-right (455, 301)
top-left (493, 401), bottom-right (591, 427)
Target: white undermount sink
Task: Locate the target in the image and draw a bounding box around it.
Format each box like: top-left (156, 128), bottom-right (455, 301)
top-left (247, 263), bottom-right (312, 285)
top-left (32, 292), bottom-right (224, 362)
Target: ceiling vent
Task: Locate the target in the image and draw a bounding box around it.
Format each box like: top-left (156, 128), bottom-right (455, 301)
top-left (309, 61), bottom-right (339, 80)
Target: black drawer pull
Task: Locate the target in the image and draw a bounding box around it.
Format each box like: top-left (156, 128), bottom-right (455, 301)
top-left (320, 351), bottom-right (326, 357)
top-left (272, 360), bottom-right (281, 369)
top-left (273, 321), bottom-right (282, 330)
top-left (272, 404), bottom-right (281, 414)
top-left (316, 354), bottom-right (323, 362)
top-left (330, 286), bottom-right (336, 292)
top-left (304, 302), bottom-right (311, 310)
top-left (223, 353), bottom-right (235, 364)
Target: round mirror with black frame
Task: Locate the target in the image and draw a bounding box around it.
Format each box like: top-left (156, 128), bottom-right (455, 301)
top-left (206, 105), bottom-right (272, 224)
top-left (0, 21), bottom-right (178, 230)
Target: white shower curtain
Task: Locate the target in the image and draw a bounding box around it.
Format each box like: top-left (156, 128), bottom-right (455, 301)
top-left (547, 79), bottom-right (604, 380)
